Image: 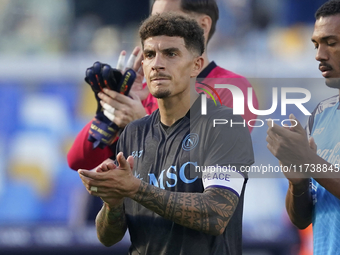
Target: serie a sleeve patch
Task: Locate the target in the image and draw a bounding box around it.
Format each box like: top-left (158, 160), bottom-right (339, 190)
top-left (202, 169), bottom-right (244, 197)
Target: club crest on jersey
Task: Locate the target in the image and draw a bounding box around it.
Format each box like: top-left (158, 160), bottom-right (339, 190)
top-left (182, 133), bottom-right (199, 151)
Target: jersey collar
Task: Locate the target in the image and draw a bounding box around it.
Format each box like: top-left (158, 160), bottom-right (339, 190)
top-left (185, 95), bottom-right (203, 119)
top-left (197, 61), bottom-right (216, 79)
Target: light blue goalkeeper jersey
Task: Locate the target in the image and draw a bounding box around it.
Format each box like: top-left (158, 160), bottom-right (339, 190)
top-left (306, 95), bottom-right (340, 255)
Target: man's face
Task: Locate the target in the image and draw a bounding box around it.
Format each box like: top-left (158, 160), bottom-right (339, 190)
top-left (151, 0), bottom-right (185, 16)
top-left (142, 36), bottom-right (199, 99)
top-left (312, 14), bottom-right (340, 88)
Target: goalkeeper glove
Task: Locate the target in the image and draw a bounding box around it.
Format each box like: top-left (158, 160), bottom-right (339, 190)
top-left (85, 61), bottom-right (136, 149)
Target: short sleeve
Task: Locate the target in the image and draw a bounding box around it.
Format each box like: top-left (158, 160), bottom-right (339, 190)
top-left (200, 114), bottom-right (254, 196)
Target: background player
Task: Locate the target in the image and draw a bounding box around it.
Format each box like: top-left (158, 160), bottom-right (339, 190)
top-left (78, 12), bottom-right (254, 254)
top-left (67, 0), bottom-right (258, 171)
top-left (267, 1), bottom-right (340, 254)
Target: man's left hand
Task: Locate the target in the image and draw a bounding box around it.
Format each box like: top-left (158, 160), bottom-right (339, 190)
top-left (78, 153), bottom-right (141, 206)
top-left (266, 114), bottom-right (315, 167)
top-left (98, 88), bottom-right (147, 128)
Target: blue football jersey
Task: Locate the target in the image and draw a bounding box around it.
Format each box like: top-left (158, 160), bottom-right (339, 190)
top-left (306, 95), bottom-right (340, 255)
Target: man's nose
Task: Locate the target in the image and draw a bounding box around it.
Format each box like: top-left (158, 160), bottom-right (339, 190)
top-left (315, 44), bottom-right (329, 62)
top-left (151, 54), bottom-right (165, 71)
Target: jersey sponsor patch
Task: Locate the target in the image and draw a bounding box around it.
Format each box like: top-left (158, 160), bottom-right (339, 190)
top-left (202, 168), bottom-right (244, 197)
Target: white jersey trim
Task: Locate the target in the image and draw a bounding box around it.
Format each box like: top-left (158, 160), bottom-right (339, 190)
top-left (202, 169), bottom-right (244, 197)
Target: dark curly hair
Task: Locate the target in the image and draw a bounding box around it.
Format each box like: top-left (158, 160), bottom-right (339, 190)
top-left (139, 12), bottom-right (205, 56)
top-left (151, 0), bottom-right (219, 43)
top-left (315, 0), bottom-right (340, 19)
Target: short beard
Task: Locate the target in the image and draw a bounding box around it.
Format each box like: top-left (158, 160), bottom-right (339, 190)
top-left (153, 90), bottom-right (171, 99)
top-left (325, 78), bottom-right (340, 89)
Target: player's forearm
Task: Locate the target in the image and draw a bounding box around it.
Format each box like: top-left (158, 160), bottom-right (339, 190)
top-left (95, 202), bottom-right (127, 246)
top-left (132, 181), bottom-right (238, 236)
top-left (285, 180), bottom-right (313, 229)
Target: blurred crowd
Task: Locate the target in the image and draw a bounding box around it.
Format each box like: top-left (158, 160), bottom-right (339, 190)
top-left (0, 0), bottom-right (328, 57)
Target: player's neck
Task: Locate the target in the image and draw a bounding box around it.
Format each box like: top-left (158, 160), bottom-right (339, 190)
top-left (201, 51), bottom-right (209, 70)
top-left (158, 80), bottom-right (199, 126)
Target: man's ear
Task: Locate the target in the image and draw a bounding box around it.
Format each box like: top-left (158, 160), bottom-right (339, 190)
top-left (191, 56), bottom-right (204, 78)
top-left (197, 15), bottom-right (211, 45)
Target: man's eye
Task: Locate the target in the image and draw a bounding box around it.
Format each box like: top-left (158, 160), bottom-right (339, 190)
top-left (327, 42), bottom-right (336, 46)
top-left (167, 52), bottom-right (176, 57)
top-left (145, 53), bottom-right (154, 58)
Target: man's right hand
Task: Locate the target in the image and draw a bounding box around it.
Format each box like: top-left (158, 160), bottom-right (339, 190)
top-left (79, 154), bottom-right (138, 207)
top-left (98, 46), bottom-right (149, 128)
top-left (281, 136), bottom-right (317, 185)
top-left (85, 47), bottom-right (144, 148)
top-left (117, 46), bottom-right (149, 101)
top-left (128, 47), bottom-right (149, 101)
top-left (98, 88), bottom-right (146, 128)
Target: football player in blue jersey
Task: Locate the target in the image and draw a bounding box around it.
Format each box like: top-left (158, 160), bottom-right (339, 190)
top-left (266, 1), bottom-right (340, 254)
top-left (78, 12), bottom-right (253, 255)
